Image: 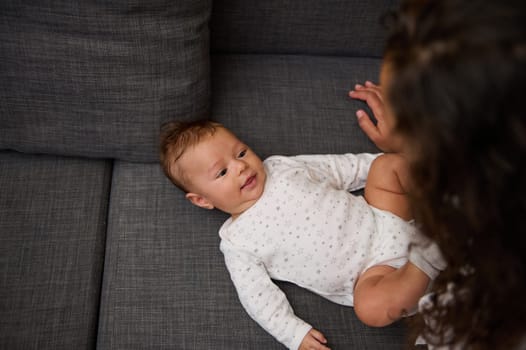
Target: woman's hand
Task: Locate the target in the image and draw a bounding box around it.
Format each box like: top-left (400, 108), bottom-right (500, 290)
top-left (298, 328), bottom-right (331, 350)
top-left (349, 81), bottom-right (404, 153)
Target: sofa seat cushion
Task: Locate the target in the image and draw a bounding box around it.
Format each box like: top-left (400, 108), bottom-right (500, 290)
top-left (97, 161), bottom-right (408, 349)
top-left (0, 151), bottom-right (112, 349)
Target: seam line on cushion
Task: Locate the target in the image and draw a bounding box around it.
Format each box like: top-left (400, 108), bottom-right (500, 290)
top-left (93, 158), bottom-right (115, 349)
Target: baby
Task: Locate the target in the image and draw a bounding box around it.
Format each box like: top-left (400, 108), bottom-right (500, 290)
top-left (160, 113), bottom-right (444, 350)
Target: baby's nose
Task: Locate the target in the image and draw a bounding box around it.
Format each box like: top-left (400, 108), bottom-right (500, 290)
top-left (235, 159), bottom-right (247, 173)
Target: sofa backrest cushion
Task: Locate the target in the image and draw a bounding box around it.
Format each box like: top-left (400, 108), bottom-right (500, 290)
top-left (0, 1), bottom-right (211, 162)
top-left (211, 0), bottom-right (398, 57)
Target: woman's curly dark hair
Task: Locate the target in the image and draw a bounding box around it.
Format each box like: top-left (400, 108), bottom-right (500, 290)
top-left (384, 0), bottom-right (526, 348)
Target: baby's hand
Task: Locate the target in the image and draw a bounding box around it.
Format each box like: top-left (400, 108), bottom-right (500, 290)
top-left (349, 81), bottom-right (404, 153)
top-left (299, 328), bottom-right (331, 350)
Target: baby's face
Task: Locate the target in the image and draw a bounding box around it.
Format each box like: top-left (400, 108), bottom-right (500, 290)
top-left (178, 128), bottom-right (266, 218)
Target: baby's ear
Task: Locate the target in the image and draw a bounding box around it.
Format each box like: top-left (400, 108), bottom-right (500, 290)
top-left (185, 193), bottom-right (214, 210)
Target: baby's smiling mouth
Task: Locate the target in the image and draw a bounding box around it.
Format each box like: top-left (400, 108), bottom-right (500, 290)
top-left (241, 174), bottom-right (256, 190)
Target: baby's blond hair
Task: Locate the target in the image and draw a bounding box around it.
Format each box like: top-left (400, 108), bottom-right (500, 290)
top-left (160, 120), bottom-right (223, 192)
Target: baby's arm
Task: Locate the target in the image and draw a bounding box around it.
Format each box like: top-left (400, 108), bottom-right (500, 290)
top-left (290, 153), bottom-right (379, 192)
top-left (220, 240), bottom-right (314, 350)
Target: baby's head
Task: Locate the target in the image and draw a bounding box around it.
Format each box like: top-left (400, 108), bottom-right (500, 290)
top-left (160, 120), bottom-right (220, 191)
top-left (160, 120), bottom-right (266, 218)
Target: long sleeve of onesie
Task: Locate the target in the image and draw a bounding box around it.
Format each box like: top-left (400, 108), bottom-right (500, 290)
top-left (220, 240), bottom-right (312, 350)
top-left (290, 153), bottom-right (378, 192)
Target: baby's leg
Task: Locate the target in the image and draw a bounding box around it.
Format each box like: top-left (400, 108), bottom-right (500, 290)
top-left (355, 155), bottom-right (444, 327)
top-left (353, 262), bottom-right (430, 327)
top-left (364, 154), bottom-right (446, 278)
top-left (365, 153), bottom-right (411, 220)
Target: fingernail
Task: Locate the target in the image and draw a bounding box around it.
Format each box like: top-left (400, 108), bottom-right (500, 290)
top-left (355, 84), bottom-right (363, 89)
top-left (356, 110), bottom-right (364, 118)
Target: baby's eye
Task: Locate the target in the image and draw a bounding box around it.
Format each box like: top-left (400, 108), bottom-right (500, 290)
top-left (217, 169), bottom-right (227, 178)
top-left (238, 149), bottom-right (247, 158)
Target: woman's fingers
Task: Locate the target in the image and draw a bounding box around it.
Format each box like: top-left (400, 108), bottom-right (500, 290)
top-left (356, 109), bottom-right (381, 144)
top-left (364, 81), bottom-right (383, 102)
top-left (349, 87), bottom-right (385, 124)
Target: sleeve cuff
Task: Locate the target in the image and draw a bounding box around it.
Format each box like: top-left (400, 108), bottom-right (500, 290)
top-left (289, 323), bottom-right (313, 350)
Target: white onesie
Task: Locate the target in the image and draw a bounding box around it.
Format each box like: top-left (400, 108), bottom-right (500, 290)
top-left (219, 153), bottom-right (419, 350)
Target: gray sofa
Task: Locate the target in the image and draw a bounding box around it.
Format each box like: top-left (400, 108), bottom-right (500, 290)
top-left (1, 0), bottom-right (414, 349)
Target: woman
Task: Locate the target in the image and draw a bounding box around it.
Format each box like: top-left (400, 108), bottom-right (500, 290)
top-left (350, 0), bottom-right (526, 348)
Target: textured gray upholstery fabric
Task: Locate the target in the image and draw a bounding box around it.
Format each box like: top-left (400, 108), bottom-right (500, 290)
top-left (97, 160), bottom-right (235, 349)
top-left (0, 151), bottom-right (112, 349)
top-left (1, 0), bottom-right (413, 348)
top-left (211, 54), bottom-right (382, 159)
top-left (97, 161), bottom-right (408, 349)
top-left (211, 0), bottom-right (398, 57)
top-left (0, 1), bottom-right (211, 162)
